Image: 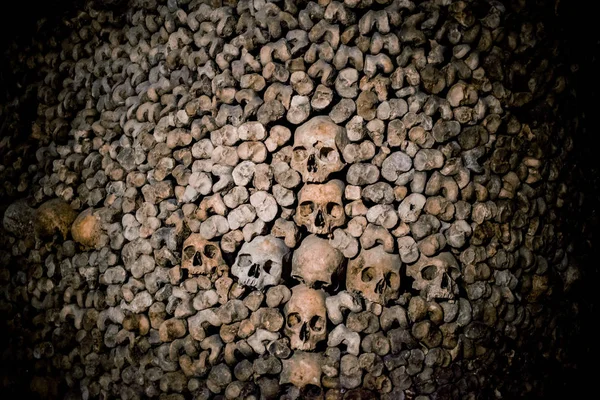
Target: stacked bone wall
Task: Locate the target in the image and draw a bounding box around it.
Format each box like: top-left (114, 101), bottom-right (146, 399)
top-left (0, 0), bottom-right (594, 399)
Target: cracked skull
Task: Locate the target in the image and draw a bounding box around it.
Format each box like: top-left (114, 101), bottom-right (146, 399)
top-left (182, 233), bottom-right (225, 275)
top-left (232, 235), bottom-right (290, 290)
top-left (407, 252), bottom-right (461, 301)
top-left (295, 180), bottom-right (345, 235)
top-left (291, 116), bottom-right (349, 183)
top-left (347, 245), bottom-right (402, 305)
top-left (292, 234), bottom-right (345, 289)
top-left (284, 284), bottom-right (327, 351)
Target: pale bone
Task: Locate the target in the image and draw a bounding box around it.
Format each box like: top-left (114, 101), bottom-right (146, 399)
top-left (360, 223), bottom-right (395, 253)
top-left (292, 234), bottom-right (345, 288)
top-left (188, 309), bottom-right (222, 341)
top-left (266, 285), bottom-right (292, 309)
top-left (326, 291), bottom-right (363, 325)
top-left (247, 328), bottom-right (280, 355)
top-left (232, 235), bottom-right (290, 291)
top-left (329, 228), bottom-right (360, 258)
top-left (196, 194), bottom-right (227, 222)
top-left (328, 324), bottom-right (361, 356)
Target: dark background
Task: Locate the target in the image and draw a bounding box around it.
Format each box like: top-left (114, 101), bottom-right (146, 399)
top-left (0, 0), bottom-right (598, 397)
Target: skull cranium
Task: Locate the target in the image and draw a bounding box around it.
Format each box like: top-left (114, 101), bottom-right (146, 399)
top-left (280, 351), bottom-right (323, 389)
top-left (291, 116), bottom-right (349, 183)
top-left (346, 245), bottom-right (402, 305)
top-left (284, 284), bottom-right (327, 351)
top-left (232, 235), bottom-right (290, 290)
top-left (182, 233), bottom-right (225, 275)
top-left (292, 234), bottom-right (345, 289)
top-left (407, 252), bottom-right (460, 301)
top-left (295, 180), bottom-right (345, 235)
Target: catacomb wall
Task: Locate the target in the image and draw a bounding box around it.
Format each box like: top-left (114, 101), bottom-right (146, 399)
top-left (0, 0), bottom-right (598, 398)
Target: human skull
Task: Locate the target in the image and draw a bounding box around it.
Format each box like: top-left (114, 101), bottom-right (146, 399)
top-left (232, 235), bottom-right (290, 290)
top-left (346, 245), bottom-right (402, 305)
top-left (291, 116), bottom-right (349, 183)
top-left (292, 234), bottom-right (345, 289)
top-left (284, 284), bottom-right (327, 351)
top-left (182, 233), bottom-right (225, 275)
top-left (407, 252), bottom-right (460, 301)
top-left (295, 180), bottom-right (345, 235)
top-left (280, 351), bottom-right (323, 388)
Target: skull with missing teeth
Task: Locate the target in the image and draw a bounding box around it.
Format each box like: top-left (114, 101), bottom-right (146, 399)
top-left (284, 284), bottom-right (327, 351)
top-left (347, 245), bottom-right (402, 305)
top-left (182, 234), bottom-right (225, 275)
top-left (232, 235), bottom-right (290, 290)
top-left (291, 116), bottom-right (349, 183)
top-left (292, 234), bottom-right (345, 289)
top-left (407, 252), bottom-right (460, 301)
top-left (295, 180), bottom-right (345, 235)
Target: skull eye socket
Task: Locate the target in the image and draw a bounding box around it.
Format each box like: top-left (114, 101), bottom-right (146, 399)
top-left (299, 201), bottom-right (315, 217)
top-left (183, 245), bottom-right (196, 260)
top-left (361, 267), bottom-right (376, 283)
top-left (203, 244), bottom-right (218, 259)
top-left (319, 146), bottom-right (337, 161)
top-left (263, 260), bottom-right (273, 274)
top-left (237, 254), bottom-right (253, 268)
top-left (287, 312), bottom-right (302, 328)
top-left (386, 271), bottom-right (400, 289)
top-left (421, 265), bottom-right (438, 280)
top-left (309, 315), bottom-right (325, 331)
top-left (441, 273), bottom-right (449, 289)
top-left (293, 146), bottom-right (308, 162)
top-left (326, 202), bottom-right (343, 218)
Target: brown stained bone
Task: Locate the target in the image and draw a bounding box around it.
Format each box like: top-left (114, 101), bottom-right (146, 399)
top-left (280, 351), bottom-right (323, 388)
top-left (346, 246), bottom-right (402, 305)
top-left (34, 198), bottom-right (77, 240)
top-left (407, 252), bottom-right (461, 301)
top-left (181, 233), bottom-right (226, 276)
top-left (284, 284), bottom-right (328, 351)
top-left (295, 180), bottom-right (346, 235)
top-left (71, 208), bottom-right (105, 248)
top-left (290, 116), bottom-right (349, 183)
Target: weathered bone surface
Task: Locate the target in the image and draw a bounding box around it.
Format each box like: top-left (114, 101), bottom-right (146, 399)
top-left (0, 0), bottom-right (589, 398)
top-left (232, 235), bottom-right (290, 290)
top-left (284, 284), bottom-right (327, 351)
top-left (291, 234), bottom-right (344, 288)
top-left (347, 245), bottom-right (402, 304)
top-left (294, 180), bottom-right (345, 235)
top-left (291, 116), bottom-right (348, 183)
top-left (182, 233), bottom-right (225, 276)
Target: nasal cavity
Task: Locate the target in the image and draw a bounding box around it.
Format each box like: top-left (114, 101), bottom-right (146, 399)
top-left (315, 210), bottom-right (325, 227)
top-left (441, 273), bottom-right (449, 289)
top-left (249, 263), bottom-right (260, 278)
top-left (300, 323), bottom-right (309, 341)
top-left (193, 252), bottom-right (203, 266)
top-left (307, 154), bottom-right (317, 173)
top-left (375, 278), bottom-right (386, 294)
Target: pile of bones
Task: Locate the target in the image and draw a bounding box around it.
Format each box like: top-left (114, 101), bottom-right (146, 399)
top-left (0, 0), bottom-right (582, 399)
